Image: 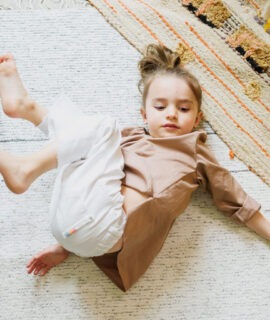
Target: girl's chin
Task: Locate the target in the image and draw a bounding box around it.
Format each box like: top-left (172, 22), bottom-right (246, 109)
top-left (154, 130), bottom-right (185, 138)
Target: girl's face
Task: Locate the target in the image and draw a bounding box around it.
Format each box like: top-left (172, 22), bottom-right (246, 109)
top-left (141, 75), bottom-right (203, 138)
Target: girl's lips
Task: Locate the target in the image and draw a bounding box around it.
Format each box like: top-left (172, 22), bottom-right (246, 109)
top-left (163, 124), bottom-right (179, 129)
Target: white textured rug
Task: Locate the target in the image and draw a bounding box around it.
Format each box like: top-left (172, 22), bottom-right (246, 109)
top-left (0, 7), bottom-right (270, 320)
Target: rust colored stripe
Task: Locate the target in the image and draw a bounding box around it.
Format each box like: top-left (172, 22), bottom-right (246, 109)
top-left (203, 86), bottom-right (270, 158)
top-left (116, 0), bottom-right (164, 45)
top-left (247, 0), bottom-right (260, 10)
top-left (104, 0), bottom-right (118, 13)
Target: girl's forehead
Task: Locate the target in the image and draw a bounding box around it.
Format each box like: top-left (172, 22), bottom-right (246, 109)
top-left (147, 75), bottom-right (196, 100)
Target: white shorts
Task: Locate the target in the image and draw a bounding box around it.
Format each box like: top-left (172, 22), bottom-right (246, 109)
top-left (38, 95), bottom-right (126, 257)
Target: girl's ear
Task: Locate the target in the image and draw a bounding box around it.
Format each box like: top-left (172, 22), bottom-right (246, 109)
top-left (140, 107), bottom-right (147, 123)
top-left (194, 111), bottom-right (203, 128)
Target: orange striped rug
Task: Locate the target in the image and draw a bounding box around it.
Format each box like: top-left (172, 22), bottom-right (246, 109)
top-left (88, 0), bottom-right (270, 187)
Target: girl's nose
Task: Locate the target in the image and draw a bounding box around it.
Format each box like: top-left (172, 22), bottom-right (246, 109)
top-left (166, 106), bottom-right (178, 119)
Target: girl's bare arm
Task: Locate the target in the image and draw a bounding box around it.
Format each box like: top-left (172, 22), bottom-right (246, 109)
top-left (245, 211), bottom-right (270, 241)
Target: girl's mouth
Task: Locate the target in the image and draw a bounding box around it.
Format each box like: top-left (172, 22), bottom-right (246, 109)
top-left (163, 124), bottom-right (179, 129)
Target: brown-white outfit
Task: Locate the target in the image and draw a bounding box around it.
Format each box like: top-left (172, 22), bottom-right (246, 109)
top-left (93, 127), bottom-right (261, 291)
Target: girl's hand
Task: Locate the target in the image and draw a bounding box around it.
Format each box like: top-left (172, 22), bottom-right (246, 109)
top-left (245, 211), bottom-right (270, 241)
top-left (26, 244), bottom-right (70, 276)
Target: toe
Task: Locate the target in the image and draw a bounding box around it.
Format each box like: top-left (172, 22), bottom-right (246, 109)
top-left (1, 53), bottom-right (14, 62)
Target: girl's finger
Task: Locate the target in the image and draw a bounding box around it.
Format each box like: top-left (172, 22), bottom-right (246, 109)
top-left (34, 264), bottom-right (44, 275)
top-left (26, 257), bottom-right (37, 268)
top-left (39, 267), bottom-right (51, 276)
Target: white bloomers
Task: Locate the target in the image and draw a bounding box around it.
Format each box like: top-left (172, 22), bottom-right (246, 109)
top-left (38, 95), bottom-right (126, 257)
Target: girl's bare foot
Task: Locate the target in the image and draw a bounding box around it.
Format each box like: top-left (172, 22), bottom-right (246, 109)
top-left (0, 53), bottom-right (37, 119)
top-left (26, 244), bottom-right (70, 276)
top-left (0, 150), bottom-right (35, 194)
top-left (0, 141), bottom-right (57, 194)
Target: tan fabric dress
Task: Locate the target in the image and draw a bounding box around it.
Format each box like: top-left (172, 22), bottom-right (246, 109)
top-left (92, 127), bottom-right (261, 291)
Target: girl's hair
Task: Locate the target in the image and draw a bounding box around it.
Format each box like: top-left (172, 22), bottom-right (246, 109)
top-left (138, 44), bottom-right (202, 111)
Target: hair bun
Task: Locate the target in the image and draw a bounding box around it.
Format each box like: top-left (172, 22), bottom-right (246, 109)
top-left (138, 43), bottom-right (181, 79)
top-left (170, 55), bottom-right (181, 68)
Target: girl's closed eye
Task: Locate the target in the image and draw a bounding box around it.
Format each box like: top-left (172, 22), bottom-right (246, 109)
top-left (179, 107), bottom-right (189, 112)
top-left (154, 106), bottom-right (165, 110)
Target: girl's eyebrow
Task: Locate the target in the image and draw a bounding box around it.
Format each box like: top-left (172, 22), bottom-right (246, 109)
top-left (152, 98), bottom-right (194, 105)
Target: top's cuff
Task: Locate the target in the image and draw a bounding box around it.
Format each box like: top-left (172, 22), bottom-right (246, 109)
top-left (232, 195), bottom-right (261, 224)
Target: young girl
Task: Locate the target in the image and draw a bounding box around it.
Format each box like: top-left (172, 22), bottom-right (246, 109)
top-left (0, 44), bottom-right (269, 292)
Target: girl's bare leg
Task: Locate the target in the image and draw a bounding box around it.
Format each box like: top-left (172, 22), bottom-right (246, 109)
top-left (0, 53), bottom-right (47, 125)
top-left (0, 54), bottom-right (69, 273)
top-left (0, 54), bottom-right (58, 193)
top-left (0, 142), bottom-right (57, 194)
